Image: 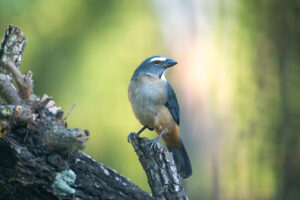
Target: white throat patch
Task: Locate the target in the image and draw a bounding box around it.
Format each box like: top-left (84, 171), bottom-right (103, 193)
top-left (150, 56), bottom-right (166, 63)
top-left (161, 72), bottom-right (167, 81)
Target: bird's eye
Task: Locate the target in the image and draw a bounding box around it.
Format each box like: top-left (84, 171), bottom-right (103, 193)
top-left (154, 60), bottom-right (160, 64)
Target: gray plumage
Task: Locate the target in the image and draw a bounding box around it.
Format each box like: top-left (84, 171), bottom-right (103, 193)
top-left (128, 56), bottom-right (192, 179)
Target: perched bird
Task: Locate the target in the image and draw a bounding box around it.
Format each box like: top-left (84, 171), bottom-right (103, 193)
top-left (128, 56), bottom-right (192, 179)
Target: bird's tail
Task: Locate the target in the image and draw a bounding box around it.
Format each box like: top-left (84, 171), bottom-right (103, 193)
top-left (167, 139), bottom-right (192, 179)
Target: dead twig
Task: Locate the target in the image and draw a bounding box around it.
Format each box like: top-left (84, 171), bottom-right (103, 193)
top-left (62, 102), bottom-right (76, 122)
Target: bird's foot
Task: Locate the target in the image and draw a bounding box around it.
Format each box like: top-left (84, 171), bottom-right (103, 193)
top-left (148, 137), bottom-right (161, 150)
top-left (127, 132), bottom-right (136, 143)
top-left (128, 126), bottom-right (148, 143)
top-left (148, 129), bottom-right (166, 150)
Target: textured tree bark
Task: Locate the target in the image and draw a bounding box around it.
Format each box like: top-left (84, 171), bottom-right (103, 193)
top-left (129, 134), bottom-right (188, 200)
top-left (0, 25), bottom-right (188, 200)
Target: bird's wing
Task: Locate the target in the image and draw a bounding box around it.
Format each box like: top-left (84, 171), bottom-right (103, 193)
top-left (165, 82), bottom-right (180, 125)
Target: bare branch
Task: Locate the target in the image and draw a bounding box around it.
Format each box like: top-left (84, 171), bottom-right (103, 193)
top-left (129, 134), bottom-right (188, 200)
top-left (62, 102), bottom-right (76, 122)
top-left (0, 25), bottom-right (34, 100)
top-left (5, 61), bottom-right (34, 99)
top-left (0, 74), bottom-right (21, 104)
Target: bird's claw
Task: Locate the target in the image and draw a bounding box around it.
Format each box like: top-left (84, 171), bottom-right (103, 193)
top-left (127, 132), bottom-right (136, 143)
top-left (148, 137), bottom-right (160, 150)
top-left (148, 129), bottom-right (166, 150)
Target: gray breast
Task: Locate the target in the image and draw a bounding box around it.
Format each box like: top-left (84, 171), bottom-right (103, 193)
top-left (128, 76), bottom-right (167, 127)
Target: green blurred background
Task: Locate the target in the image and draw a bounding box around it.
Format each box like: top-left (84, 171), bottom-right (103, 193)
top-left (1, 0), bottom-right (299, 199)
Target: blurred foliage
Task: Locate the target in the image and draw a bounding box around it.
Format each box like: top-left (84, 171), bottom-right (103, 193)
top-left (0, 0), bottom-right (299, 199)
top-left (213, 0), bottom-right (299, 199)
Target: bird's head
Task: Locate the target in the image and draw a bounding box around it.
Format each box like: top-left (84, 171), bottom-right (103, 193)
top-left (133, 56), bottom-right (178, 79)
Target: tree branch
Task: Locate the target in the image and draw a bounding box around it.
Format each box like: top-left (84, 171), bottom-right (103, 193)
top-left (129, 134), bottom-right (188, 200)
top-left (5, 61), bottom-right (34, 100)
top-left (0, 25), bottom-right (34, 101)
top-left (0, 74), bottom-right (21, 104)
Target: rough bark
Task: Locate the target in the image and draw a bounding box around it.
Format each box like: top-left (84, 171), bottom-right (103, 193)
top-left (129, 134), bottom-right (188, 200)
top-left (0, 25), bottom-right (188, 200)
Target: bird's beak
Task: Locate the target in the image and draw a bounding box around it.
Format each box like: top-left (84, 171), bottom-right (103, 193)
top-left (164, 58), bottom-right (178, 68)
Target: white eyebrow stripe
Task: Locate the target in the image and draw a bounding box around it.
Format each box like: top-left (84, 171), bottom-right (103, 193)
top-left (150, 56), bottom-right (166, 62)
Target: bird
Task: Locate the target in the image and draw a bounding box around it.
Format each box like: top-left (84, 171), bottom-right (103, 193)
top-left (128, 55), bottom-right (192, 179)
